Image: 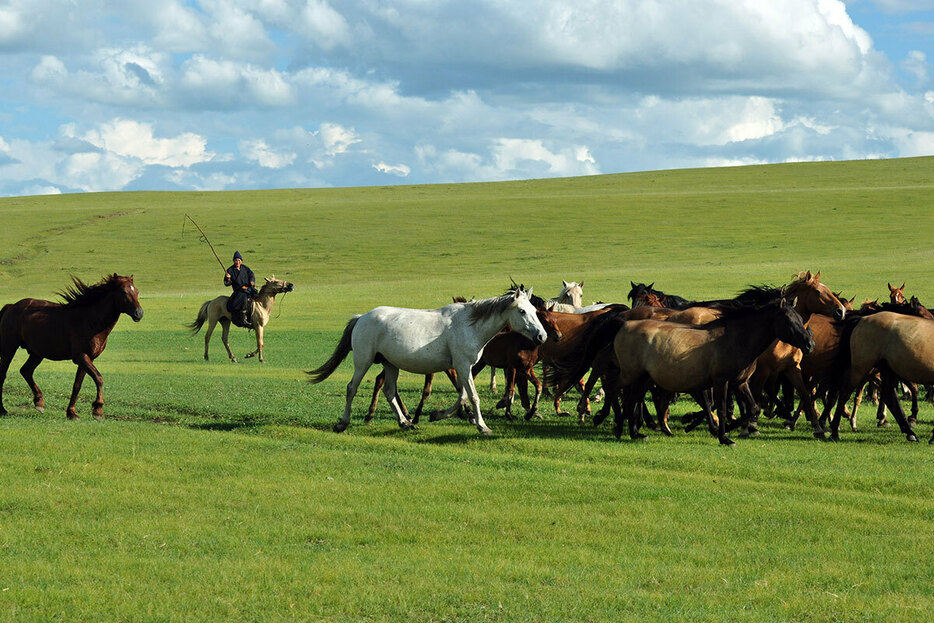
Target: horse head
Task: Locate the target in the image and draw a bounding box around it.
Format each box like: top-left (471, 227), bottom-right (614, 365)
top-left (115, 274), bottom-right (144, 322)
top-left (775, 299), bottom-right (814, 354)
top-left (888, 282), bottom-right (906, 304)
top-left (263, 275), bottom-right (295, 295)
top-left (558, 280), bottom-right (584, 307)
top-left (506, 286), bottom-right (548, 345)
top-left (784, 270), bottom-right (845, 320)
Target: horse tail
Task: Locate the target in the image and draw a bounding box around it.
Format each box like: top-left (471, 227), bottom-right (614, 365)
top-left (186, 300), bottom-right (211, 334)
top-left (544, 309), bottom-right (629, 394)
top-left (307, 315), bottom-right (361, 384)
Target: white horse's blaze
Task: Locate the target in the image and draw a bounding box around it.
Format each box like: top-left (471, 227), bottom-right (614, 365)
top-left (333, 288), bottom-right (547, 434)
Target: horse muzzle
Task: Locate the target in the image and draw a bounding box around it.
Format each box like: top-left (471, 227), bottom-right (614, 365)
top-left (132, 308), bottom-right (144, 322)
top-left (833, 306), bottom-right (845, 320)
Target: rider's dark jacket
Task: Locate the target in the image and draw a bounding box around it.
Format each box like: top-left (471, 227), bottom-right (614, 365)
top-left (225, 263), bottom-right (256, 314)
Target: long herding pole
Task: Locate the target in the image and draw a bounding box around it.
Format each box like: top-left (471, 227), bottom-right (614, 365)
top-left (183, 214), bottom-right (226, 271)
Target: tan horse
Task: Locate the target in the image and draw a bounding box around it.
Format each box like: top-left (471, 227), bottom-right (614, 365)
top-left (830, 312), bottom-right (934, 443)
top-left (188, 276), bottom-right (294, 363)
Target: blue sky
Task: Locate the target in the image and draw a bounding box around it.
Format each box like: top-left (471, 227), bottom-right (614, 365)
top-left (0, 0), bottom-right (931, 196)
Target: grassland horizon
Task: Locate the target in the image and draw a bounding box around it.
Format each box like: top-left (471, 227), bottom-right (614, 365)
top-left (1, 157), bottom-right (933, 622)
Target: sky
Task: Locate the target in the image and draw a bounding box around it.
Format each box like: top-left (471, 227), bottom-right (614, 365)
top-left (0, 0), bottom-right (932, 197)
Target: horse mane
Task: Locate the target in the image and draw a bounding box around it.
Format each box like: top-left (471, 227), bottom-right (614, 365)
top-left (469, 290), bottom-right (523, 325)
top-left (57, 274), bottom-right (123, 308)
top-left (700, 299), bottom-right (785, 325)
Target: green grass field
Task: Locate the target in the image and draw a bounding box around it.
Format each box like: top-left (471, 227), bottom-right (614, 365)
top-left (1, 157), bottom-right (933, 622)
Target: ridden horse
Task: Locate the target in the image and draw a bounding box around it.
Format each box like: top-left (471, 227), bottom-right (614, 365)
top-left (0, 274), bottom-right (144, 419)
top-left (828, 311), bottom-right (934, 443)
top-left (307, 287), bottom-right (547, 434)
top-left (188, 276), bottom-right (295, 363)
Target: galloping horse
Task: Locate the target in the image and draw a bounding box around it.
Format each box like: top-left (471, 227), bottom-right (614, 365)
top-left (829, 311), bottom-right (934, 443)
top-left (188, 276), bottom-right (294, 363)
top-left (307, 287), bottom-right (548, 434)
top-left (0, 274), bottom-right (144, 419)
top-left (612, 301), bottom-right (813, 444)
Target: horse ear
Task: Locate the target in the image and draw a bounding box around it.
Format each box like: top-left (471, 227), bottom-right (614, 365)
top-left (900, 283), bottom-right (905, 290)
top-left (527, 287), bottom-right (533, 297)
top-left (792, 296), bottom-right (798, 308)
top-left (265, 277), bottom-right (271, 283)
top-left (562, 280), bottom-right (569, 288)
top-left (648, 282), bottom-right (654, 289)
top-left (814, 270), bottom-right (821, 281)
top-left (888, 282), bottom-right (894, 290)
top-left (579, 281), bottom-right (584, 288)
top-left (630, 281), bottom-right (636, 288)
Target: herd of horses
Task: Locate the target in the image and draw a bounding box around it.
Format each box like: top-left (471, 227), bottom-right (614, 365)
top-left (310, 273), bottom-right (934, 445)
top-left (1, 272), bottom-right (932, 447)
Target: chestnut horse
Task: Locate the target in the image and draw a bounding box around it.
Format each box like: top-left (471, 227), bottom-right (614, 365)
top-left (0, 274), bottom-right (144, 419)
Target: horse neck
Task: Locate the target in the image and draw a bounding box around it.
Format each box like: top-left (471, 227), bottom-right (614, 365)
top-left (73, 295), bottom-right (123, 336)
top-left (254, 289), bottom-right (278, 313)
top-left (466, 306), bottom-right (515, 347)
top-left (717, 308), bottom-right (787, 361)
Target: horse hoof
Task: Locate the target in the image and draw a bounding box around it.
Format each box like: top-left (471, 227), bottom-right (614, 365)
top-left (35, 406), bottom-right (45, 414)
top-left (495, 398), bottom-right (509, 409)
top-left (827, 434), bottom-right (839, 442)
top-left (719, 436), bottom-right (735, 446)
top-left (400, 422), bottom-right (414, 431)
top-left (333, 421), bottom-right (348, 433)
top-left (929, 435), bottom-right (934, 445)
top-left (0, 409), bottom-right (8, 417)
top-left (428, 411), bottom-right (443, 422)
top-left (630, 433), bottom-right (648, 441)
top-left (612, 425), bottom-right (623, 440)
top-left (555, 411), bottom-right (571, 418)
top-left (907, 433), bottom-right (919, 443)
top-left (662, 428), bottom-right (674, 437)
top-left (813, 430), bottom-right (826, 440)
top-left (478, 426), bottom-right (492, 435)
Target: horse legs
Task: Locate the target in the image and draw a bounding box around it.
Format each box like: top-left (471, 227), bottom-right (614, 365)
top-left (335, 358), bottom-right (370, 433)
top-left (218, 318), bottom-right (236, 363)
top-left (489, 366), bottom-right (497, 394)
top-left (907, 381), bottom-right (919, 426)
top-left (458, 363), bottom-right (490, 434)
top-left (77, 355), bottom-right (105, 419)
top-left (378, 364), bottom-right (413, 431)
top-left (523, 368), bottom-right (543, 421)
top-left (715, 381), bottom-right (734, 446)
top-left (244, 325), bottom-right (265, 362)
top-left (19, 353), bottom-right (45, 412)
top-left (650, 386), bottom-right (674, 436)
top-left (366, 370), bottom-right (386, 423)
top-left (0, 352), bottom-right (14, 416)
top-left (410, 374), bottom-right (433, 424)
top-left (878, 365), bottom-right (918, 442)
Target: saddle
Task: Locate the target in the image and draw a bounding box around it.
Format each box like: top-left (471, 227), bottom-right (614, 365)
top-left (231, 297), bottom-right (254, 329)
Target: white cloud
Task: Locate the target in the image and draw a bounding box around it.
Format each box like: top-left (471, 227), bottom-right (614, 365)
top-left (373, 161), bottom-right (410, 177)
top-left (301, 0), bottom-right (352, 50)
top-left (239, 138), bottom-right (296, 168)
top-left (180, 55), bottom-right (295, 108)
top-left (319, 123), bottom-right (361, 156)
top-left (82, 119), bottom-right (214, 167)
top-left (492, 138), bottom-right (601, 177)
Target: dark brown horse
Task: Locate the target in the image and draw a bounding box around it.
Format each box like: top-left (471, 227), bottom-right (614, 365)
top-left (0, 274), bottom-right (144, 419)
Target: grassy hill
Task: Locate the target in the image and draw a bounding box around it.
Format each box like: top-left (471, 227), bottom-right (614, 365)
top-left (1, 158), bottom-right (933, 622)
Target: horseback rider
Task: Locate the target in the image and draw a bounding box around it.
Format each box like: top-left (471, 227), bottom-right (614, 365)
top-left (224, 251), bottom-right (257, 328)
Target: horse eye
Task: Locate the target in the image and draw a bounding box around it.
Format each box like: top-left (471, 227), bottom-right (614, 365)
top-left (519, 309), bottom-right (526, 315)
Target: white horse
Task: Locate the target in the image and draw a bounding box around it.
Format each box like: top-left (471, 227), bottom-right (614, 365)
top-left (307, 287), bottom-right (548, 435)
top-left (188, 276), bottom-right (294, 363)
